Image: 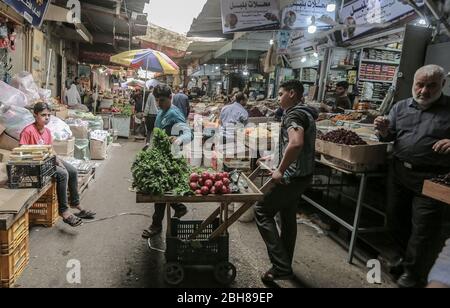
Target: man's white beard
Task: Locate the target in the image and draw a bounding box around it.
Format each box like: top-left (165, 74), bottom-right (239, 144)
top-left (412, 90), bottom-right (442, 109)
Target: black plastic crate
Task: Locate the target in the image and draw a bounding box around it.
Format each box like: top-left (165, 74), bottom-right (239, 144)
top-left (7, 156), bottom-right (56, 189)
top-left (166, 219), bottom-right (229, 266)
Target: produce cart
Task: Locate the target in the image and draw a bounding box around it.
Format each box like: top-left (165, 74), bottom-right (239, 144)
top-left (136, 172), bottom-right (266, 286)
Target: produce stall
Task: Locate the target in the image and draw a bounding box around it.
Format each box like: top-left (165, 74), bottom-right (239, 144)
top-left (302, 128), bottom-right (389, 263)
top-left (133, 129), bottom-right (264, 285)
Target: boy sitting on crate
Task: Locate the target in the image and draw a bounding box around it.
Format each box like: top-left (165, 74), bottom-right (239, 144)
top-left (19, 102), bottom-right (96, 227)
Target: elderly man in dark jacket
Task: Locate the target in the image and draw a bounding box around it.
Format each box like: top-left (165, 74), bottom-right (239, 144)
top-left (375, 64), bottom-right (450, 288)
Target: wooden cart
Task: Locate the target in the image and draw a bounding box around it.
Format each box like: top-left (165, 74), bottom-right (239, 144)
top-left (136, 171), bottom-right (270, 285)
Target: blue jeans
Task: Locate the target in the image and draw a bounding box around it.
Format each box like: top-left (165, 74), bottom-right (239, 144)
top-left (56, 160), bottom-right (80, 215)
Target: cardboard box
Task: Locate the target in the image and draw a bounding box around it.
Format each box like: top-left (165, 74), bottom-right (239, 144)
top-left (69, 125), bottom-right (89, 139)
top-left (53, 138), bottom-right (75, 156)
top-left (0, 133), bottom-right (19, 151)
top-left (316, 139), bottom-right (388, 165)
top-left (55, 106), bottom-right (69, 120)
top-left (90, 139), bottom-right (107, 160)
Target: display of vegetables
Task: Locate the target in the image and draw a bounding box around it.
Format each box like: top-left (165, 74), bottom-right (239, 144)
top-left (132, 128), bottom-right (192, 196)
top-left (320, 129), bottom-right (368, 146)
top-left (189, 171), bottom-right (232, 195)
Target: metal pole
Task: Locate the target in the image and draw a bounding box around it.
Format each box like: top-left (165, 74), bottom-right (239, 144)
top-left (142, 54), bottom-right (149, 113)
top-left (45, 48), bottom-right (53, 90)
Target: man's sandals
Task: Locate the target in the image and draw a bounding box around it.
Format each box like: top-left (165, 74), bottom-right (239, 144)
top-left (63, 215), bottom-right (83, 227)
top-left (74, 210), bottom-right (96, 219)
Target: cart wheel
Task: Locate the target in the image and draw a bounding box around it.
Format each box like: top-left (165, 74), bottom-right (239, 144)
top-left (214, 262), bottom-right (237, 285)
top-left (163, 263), bottom-right (185, 286)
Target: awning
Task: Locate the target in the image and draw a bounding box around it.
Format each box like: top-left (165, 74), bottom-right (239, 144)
top-left (187, 0), bottom-right (229, 38)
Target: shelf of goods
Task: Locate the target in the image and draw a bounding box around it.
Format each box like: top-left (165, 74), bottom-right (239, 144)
top-left (357, 81), bottom-right (392, 103)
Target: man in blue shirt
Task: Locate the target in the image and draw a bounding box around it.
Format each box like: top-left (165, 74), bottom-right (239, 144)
top-left (219, 92), bottom-right (249, 143)
top-left (172, 86), bottom-right (190, 119)
top-left (142, 85), bottom-right (192, 238)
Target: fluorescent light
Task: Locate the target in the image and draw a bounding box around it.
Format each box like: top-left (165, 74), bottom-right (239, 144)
top-left (215, 66), bottom-right (219, 70)
top-left (243, 70), bottom-right (249, 76)
top-left (308, 24), bottom-right (317, 34)
top-left (308, 16), bottom-right (317, 34)
top-left (327, 3), bottom-right (336, 12)
top-left (313, 52), bottom-right (318, 58)
top-left (269, 39), bottom-right (274, 45)
top-left (76, 28), bottom-right (90, 42)
top-left (418, 19), bottom-right (427, 25)
top-left (301, 57), bottom-right (307, 63)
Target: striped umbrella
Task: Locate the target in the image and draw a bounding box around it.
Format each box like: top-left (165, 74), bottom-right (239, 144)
top-left (110, 49), bottom-right (179, 75)
top-left (110, 49), bottom-right (179, 113)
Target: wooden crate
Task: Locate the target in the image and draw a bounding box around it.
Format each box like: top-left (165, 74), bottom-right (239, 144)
top-left (423, 180), bottom-right (450, 205)
top-left (29, 183), bottom-right (59, 227)
top-left (0, 233), bottom-right (29, 288)
top-left (0, 212), bottom-right (29, 256)
top-left (320, 155), bottom-right (381, 173)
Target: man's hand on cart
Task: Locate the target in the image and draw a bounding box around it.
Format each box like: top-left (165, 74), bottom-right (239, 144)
top-left (271, 169), bottom-right (287, 185)
top-left (169, 136), bottom-right (182, 146)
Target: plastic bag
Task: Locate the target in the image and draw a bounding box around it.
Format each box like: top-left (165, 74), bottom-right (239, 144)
top-left (10, 72), bottom-right (40, 103)
top-left (46, 115), bottom-right (73, 141)
top-left (38, 88), bottom-right (52, 104)
top-left (65, 118), bottom-right (89, 139)
top-left (0, 103), bottom-right (35, 140)
top-left (0, 81), bottom-right (29, 107)
top-left (74, 139), bottom-right (90, 161)
top-left (90, 130), bottom-right (109, 142)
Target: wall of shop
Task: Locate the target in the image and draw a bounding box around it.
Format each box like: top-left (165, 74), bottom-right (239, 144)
top-left (425, 42), bottom-right (450, 96)
top-left (9, 27), bottom-right (26, 77)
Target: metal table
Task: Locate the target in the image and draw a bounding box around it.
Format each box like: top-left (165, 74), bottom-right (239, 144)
top-left (301, 159), bottom-right (387, 264)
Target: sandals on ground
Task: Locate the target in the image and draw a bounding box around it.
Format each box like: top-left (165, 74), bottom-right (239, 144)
top-left (63, 215), bottom-right (83, 227)
top-left (74, 210), bottom-right (96, 219)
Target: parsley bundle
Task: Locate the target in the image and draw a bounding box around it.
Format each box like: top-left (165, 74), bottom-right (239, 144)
top-left (132, 128), bottom-right (192, 196)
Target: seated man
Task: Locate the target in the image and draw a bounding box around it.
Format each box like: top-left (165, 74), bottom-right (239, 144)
top-left (20, 102), bottom-right (96, 227)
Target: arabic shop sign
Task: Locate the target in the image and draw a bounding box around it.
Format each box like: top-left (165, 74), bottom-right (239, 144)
top-left (340, 0), bottom-right (424, 41)
top-left (281, 0), bottom-right (336, 30)
top-left (220, 0), bottom-right (280, 33)
top-left (3, 0), bottom-right (50, 28)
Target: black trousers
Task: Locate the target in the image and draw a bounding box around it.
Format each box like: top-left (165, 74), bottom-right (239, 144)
top-left (255, 176), bottom-right (312, 274)
top-left (151, 203), bottom-right (187, 228)
top-left (145, 115), bottom-right (157, 143)
top-left (387, 159), bottom-right (447, 280)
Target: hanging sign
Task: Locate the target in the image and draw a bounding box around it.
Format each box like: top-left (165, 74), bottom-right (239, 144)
top-left (277, 31), bottom-right (291, 55)
top-left (281, 0), bottom-right (336, 30)
top-left (340, 0), bottom-right (424, 41)
top-left (220, 0), bottom-right (280, 33)
top-left (3, 0), bottom-right (50, 28)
